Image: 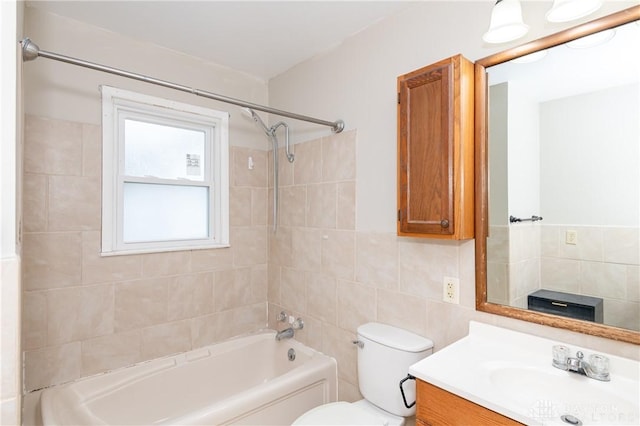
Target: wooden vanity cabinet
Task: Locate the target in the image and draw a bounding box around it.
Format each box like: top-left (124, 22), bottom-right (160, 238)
top-left (416, 380), bottom-right (523, 426)
top-left (397, 54), bottom-right (474, 239)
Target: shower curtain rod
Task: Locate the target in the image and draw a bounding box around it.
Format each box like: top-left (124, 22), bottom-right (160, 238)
top-left (20, 38), bottom-right (345, 133)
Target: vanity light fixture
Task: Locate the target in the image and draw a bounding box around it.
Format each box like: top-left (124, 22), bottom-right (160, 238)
top-left (483, 0), bottom-right (530, 44)
top-left (484, 0), bottom-right (604, 44)
top-left (546, 0), bottom-right (603, 23)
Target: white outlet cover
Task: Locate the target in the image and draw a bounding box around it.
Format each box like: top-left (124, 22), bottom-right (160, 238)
top-left (443, 276), bottom-right (460, 304)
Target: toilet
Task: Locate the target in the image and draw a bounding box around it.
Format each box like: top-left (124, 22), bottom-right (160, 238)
top-left (293, 322), bottom-right (434, 426)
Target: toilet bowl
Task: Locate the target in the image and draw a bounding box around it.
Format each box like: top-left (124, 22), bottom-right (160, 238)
top-left (292, 323), bottom-right (433, 426)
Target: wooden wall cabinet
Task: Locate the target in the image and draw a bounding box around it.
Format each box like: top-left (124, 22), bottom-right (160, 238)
top-left (416, 379), bottom-right (523, 426)
top-left (397, 54), bottom-right (474, 239)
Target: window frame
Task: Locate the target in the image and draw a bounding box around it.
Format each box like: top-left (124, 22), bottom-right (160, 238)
top-left (101, 86), bottom-right (229, 256)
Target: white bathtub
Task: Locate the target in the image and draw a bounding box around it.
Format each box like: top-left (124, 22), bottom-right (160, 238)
top-left (40, 330), bottom-right (337, 425)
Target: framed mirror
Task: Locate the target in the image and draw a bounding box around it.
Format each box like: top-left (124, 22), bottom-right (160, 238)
top-left (475, 6), bottom-right (640, 345)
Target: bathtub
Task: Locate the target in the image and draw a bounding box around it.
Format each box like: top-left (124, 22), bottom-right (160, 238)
top-left (39, 330), bottom-right (337, 425)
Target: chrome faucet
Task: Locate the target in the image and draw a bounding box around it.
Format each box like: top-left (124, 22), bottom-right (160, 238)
top-left (275, 316), bottom-right (304, 341)
top-left (553, 347), bottom-right (610, 382)
top-left (275, 328), bottom-right (295, 341)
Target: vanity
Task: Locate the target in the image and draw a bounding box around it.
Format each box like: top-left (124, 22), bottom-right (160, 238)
top-left (409, 322), bottom-right (640, 426)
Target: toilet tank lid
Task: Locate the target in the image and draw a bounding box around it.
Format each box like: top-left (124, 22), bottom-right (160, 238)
top-left (357, 323), bottom-right (434, 352)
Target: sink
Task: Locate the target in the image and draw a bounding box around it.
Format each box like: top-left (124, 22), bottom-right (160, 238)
top-left (486, 363), bottom-right (639, 425)
top-left (409, 322), bottom-right (640, 426)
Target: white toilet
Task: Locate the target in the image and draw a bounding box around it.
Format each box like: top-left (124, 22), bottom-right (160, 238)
top-left (293, 322), bottom-right (434, 426)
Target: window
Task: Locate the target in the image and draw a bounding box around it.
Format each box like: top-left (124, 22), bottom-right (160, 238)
top-left (101, 86), bottom-right (229, 255)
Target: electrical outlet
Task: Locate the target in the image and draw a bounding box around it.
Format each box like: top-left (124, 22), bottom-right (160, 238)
top-left (443, 276), bottom-right (460, 304)
top-left (565, 230), bottom-right (578, 245)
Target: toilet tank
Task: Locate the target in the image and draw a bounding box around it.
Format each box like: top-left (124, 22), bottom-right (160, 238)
top-left (356, 323), bottom-right (433, 417)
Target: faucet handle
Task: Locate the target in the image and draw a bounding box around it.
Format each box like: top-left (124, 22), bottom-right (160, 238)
top-left (292, 317), bottom-right (304, 330)
top-left (576, 351), bottom-right (584, 360)
top-left (276, 311), bottom-right (288, 322)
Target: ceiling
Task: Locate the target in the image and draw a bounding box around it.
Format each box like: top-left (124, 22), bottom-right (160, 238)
top-left (26, 1), bottom-right (417, 81)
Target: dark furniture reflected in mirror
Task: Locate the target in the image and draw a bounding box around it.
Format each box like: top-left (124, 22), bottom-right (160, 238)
top-left (475, 6), bottom-right (640, 345)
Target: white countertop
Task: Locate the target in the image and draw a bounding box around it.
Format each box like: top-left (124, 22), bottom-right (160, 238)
top-left (409, 321), bottom-right (640, 425)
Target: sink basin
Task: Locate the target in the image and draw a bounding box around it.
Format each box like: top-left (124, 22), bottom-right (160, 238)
top-left (409, 322), bottom-right (640, 425)
top-left (486, 363), bottom-right (639, 425)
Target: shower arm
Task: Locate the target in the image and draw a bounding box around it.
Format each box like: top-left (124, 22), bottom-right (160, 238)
top-left (20, 38), bottom-right (345, 134)
top-left (270, 122), bottom-right (294, 163)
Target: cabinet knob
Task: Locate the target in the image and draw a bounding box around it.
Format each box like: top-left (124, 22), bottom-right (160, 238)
top-left (440, 219), bottom-right (450, 228)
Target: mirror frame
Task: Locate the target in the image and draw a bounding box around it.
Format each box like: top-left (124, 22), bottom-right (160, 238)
top-left (475, 5), bottom-right (640, 345)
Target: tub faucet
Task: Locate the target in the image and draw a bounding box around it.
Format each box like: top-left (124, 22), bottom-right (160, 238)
top-left (275, 328), bottom-right (295, 341)
top-left (275, 317), bottom-right (304, 341)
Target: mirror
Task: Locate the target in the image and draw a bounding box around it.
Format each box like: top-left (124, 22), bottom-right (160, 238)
top-left (475, 6), bottom-right (640, 345)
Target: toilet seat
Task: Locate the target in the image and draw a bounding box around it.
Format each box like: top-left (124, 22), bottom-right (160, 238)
top-left (292, 401), bottom-right (386, 425)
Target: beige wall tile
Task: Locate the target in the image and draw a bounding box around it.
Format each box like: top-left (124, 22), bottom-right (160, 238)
top-left (251, 265), bottom-right (269, 302)
top-left (114, 278), bottom-right (168, 331)
top-left (82, 231), bottom-right (142, 284)
top-left (232, 226), bottom-right (267, 267)
top-left (191, 247), bottom-right (234, 272)
top-left (291, 228), bottom-right (322, 272)
top-left (230, 186), bottom-right (252, 227)
top-left (168, 272), bottom-right (214, 321)
top-left (293, 312), bottom-right (323, 350)
top-left (252, 188), bottom-right (268, 226)
top-left (214, 268), bottom-right (253, 311)
top-left (306, 183), bottom-right (336, 229)
top-left (280, 267), bottom-right (306, 314)
top-left (233, 147), bottom-right (267, 187)
top-left (356, 232), bottom-right (398, 290)
top-left (190, 313), bottom-right (220, 348)
top-left (338, 378), bottom-right (362, 403)
top-left (141, 320), bottom-right (192, 360)
top-left (48, 175), bottom-right (101, 231)
top-left (81, 330), bottom-right (142, 376)
top-left (377, 289), bottom-right (427, 336)
top-left (268, 264), bottom-right (281, 305)
top-left (628, 266), bottom-right (639, 302)
top-left (603, 300), bottom-right (640, 331)
top-left (23, 232), bottom-right (82, 290)
top-left (24, 115), bottom-right (82, 176)
top-left (141, 251), bottom-right (191, 278)
top-left (321, 230), bottom-right (355, 280)
top-left (277, 148), bottom-right (295, 187)
top-left (580, 261), bottom-right (627, 299)
top-left (293, 140), bottom-right (322, 184)
top-left (604, 227), bottom-right (640, 265)
top-left (280, 185), bottom-right (307, 227)
top-left (322, 130), bottom-right (356, 182)
top-left (337, 182), bottom-right (356, 230)
top-left (23, 173), bottom-right (47, 232)
top-left (24, 343), bottom-right (81, 391)
top-left (47, 284), bottom-right (114, 345)
top-left (398, 239), bottom-right (458, 300)
top-left (337, 280), bottom-right (376, 333)
top-left (322, 324), bottom-right (357, 384)
top-left (306, 273), bottom-right (337, 325)
top-left (82, 123), bottom-right (101, 178)
top-left (269, 226), bottom-right (293, 268)
top-left (22, 291), bottom-right (47, 350)
top-left (228, 302), bottom-right (267, 336)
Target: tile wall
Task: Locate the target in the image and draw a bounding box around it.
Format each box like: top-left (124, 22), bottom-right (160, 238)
top-left (266, 130), bottom-right (479, 401)
top-left (487, 223), bottom-right (639, 331)
top-left (21, 115), bottom-right (268, 392)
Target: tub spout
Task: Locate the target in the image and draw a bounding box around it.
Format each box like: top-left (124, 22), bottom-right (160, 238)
top-left (275, 328), bottom-right (294, 341)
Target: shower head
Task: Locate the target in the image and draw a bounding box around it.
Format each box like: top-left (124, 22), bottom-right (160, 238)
top-left (242, 107), bottom-right (270, 135)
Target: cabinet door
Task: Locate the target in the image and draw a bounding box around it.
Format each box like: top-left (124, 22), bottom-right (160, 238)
top-left (397, 55), bottom-right (474, 239)
top-left (416, 380), bottom-right (523, 426)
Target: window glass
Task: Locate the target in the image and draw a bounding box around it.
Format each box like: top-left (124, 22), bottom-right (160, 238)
top-left (124, 119), bottom-right (206, 181)
top-left (122, 183), bottom-right (209, 243)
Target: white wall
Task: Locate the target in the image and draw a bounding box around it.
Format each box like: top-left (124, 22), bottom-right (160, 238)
top-left (540, 83), bottom-right (639, 226)
top-left (1, 0), bottom-right (23, 424)
top-left (23, 6), bottom-right (269, 150)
